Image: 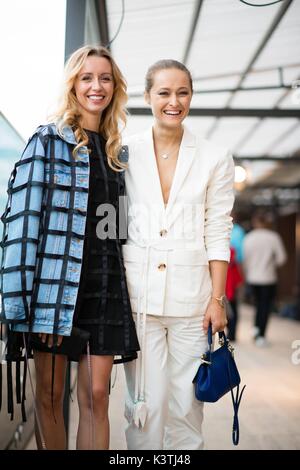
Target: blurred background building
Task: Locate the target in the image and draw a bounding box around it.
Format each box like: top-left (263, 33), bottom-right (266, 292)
top-left (0, 113), bottom-right (25, 235)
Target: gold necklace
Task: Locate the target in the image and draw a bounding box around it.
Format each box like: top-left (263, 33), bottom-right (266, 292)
top-left (160, 142), bottom-right (180, 160)
top-left (161, 150), bottom-right (176, 159)
top-left (153, 128), bottom-right (183, 160)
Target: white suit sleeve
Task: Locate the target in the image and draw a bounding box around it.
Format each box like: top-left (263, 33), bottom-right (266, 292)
top-left (204, 151), bottom-right (235, 262)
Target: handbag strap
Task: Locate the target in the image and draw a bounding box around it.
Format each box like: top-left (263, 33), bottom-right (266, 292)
top-left (225, 332), bottom-right (246, 446)
top-left (208, 324), bottom-right (246, 446)
top-left (207, 324), bottom-right (226, 349)
top-left (230, 383), bottom-right (246, 445)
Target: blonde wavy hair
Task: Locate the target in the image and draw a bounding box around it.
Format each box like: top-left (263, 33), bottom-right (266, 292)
top-left (51, 45), bottom-right (128, 170)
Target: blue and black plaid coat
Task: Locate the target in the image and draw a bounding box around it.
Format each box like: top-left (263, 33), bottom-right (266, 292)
top-left (0, 123), bottom-right (128, 337)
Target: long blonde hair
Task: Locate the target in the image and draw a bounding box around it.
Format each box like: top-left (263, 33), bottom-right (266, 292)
top-left (51, 45), bottom-right (128, 170)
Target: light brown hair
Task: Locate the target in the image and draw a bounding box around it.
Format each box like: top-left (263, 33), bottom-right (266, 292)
top-left (145, 59), bottom-right (193, 93)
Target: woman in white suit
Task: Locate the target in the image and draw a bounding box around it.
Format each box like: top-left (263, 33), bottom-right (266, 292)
top-left (123, 60), bottom-right (235, 450)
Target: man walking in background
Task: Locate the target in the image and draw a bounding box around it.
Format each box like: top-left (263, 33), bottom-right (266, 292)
top-left (244, 211), bottom-right (287, 347)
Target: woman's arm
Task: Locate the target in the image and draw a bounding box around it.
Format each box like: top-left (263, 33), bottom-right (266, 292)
top-left (203, 149), bottom-right (235, 334)
top-left (203, 260), bottom-right (228, 334)
top-left (1, 131), bottom-right (45, 324)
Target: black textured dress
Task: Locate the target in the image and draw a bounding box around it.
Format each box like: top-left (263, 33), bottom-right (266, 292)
top-left (72, 130), bottom-right (139, 363)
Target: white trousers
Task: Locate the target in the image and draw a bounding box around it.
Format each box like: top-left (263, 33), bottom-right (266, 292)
top-left (124, 314), bottom-right (207, 450)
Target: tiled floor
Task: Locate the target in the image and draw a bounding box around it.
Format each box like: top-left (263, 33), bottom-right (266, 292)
top-left (26, 304), bottom-right (300, 450)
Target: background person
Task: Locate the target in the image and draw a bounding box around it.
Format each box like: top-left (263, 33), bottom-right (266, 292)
top-left (243, 210), bottom-right (287, 346)
top-left (227, 211), bottom-right (245, 341)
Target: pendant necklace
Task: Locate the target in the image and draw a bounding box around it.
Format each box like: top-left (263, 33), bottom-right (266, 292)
top-left (154, 129), bottom-right (183, 160)
top-left (160, 142), bottom-right (180, 160)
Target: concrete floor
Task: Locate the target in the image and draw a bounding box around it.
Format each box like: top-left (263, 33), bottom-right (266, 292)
top-left (26, 303), bottom-right (300, 450)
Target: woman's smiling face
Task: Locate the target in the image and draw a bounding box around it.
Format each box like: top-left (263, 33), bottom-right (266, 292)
top-left (145, 67), bottom-right (192, 129)
top-left (74, 55), bottom-right (114, 124)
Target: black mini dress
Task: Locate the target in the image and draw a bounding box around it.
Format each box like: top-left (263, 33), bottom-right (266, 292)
top-left (72, 130), bottom-right (139, 363)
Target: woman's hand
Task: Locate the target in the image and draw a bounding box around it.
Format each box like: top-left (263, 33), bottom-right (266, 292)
top-left (203, 298), bottom-right (227, 335)
top-left (38, 333), bottom-right (63, 348)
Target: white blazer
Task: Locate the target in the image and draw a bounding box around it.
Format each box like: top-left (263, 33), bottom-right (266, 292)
top-left (122, 126), bottom-right (235, 317)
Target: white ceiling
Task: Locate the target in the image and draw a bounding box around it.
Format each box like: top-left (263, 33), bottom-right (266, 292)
top-left (107, 0), bottom-right (300, 186)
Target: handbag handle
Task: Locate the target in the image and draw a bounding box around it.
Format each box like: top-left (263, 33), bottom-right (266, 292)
top-left (207, 323), bottom-right (246, 446)
top-left (207, 324), bottom-right (226, 349)
top-left (207, 325), bottom-right (227, 363)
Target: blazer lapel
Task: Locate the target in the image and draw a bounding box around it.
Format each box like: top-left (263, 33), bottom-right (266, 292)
top-left (166, 126), bottom-right (197, 214)
top-left (139, 128), bottom-right (166, 208)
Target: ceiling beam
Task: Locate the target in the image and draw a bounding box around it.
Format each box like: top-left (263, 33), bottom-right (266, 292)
top-left (264, 121), bottom-right (300, 155)
top-left (194, 84), bottom-right (291, 94)
top-left (227, 0), bottom-right (294, 107)
top-left (276, 73), bottom-right (300, 108)
top-left (182, 0), bottom-right (204, 64)
top-left (234, 156), bottom-right (300, 163)
top-left (128, 107), bottom-right (300, 118)
top-left (233, 120), bottom-right (262, 154)
top-left (234, 77), bottom-right (300, 153)
top-left (192, 62), bottom-right (300, 83)
top-left (129, 83), bottom-right (292, 99)
top-left (207, 0), bottom-right (294, 138)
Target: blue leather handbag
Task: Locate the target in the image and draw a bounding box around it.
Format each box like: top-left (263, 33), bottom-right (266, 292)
top-left (193, 325), bottom-right (246, 445)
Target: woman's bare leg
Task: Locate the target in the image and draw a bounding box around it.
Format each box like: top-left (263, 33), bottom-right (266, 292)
top-left (76, 355), bottom-right (114, 450)
top-left (34, 351), bottom-right (68, 449)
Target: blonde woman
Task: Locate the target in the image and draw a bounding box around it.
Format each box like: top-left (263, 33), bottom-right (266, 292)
top-left (0, 45), bottom-right (139, 449)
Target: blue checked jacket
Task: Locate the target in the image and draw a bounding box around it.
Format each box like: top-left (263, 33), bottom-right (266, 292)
top-left (0, 123), bottom-right (128, 336)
